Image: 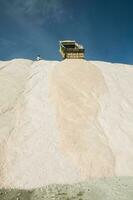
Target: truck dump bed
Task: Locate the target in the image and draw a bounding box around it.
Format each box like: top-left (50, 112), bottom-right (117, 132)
top-left (59, 40), bottom-right (85, 59)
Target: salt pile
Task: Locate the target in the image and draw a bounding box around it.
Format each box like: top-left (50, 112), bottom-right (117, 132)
top-left (0, 59), bottom-right (133, 189)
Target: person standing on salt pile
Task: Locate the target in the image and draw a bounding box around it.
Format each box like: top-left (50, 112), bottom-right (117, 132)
top-left (36, 55), bottom-right (41, 61)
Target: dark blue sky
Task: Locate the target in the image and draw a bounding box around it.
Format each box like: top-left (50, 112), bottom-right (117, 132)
top-left (0, 0), bottom-right (133, 63)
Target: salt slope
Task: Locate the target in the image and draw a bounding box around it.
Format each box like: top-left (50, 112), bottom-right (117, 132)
top-left (0, 59), bottom-right (82, 189)
top-left (0, 59), bottom-right (133, 189)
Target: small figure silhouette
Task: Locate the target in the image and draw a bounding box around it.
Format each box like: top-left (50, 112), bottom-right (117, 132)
top-left (36, 55), bottom-right (41, 61)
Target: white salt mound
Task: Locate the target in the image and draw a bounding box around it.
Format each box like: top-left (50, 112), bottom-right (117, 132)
top-left (0, 58), bottom-right (133, 189)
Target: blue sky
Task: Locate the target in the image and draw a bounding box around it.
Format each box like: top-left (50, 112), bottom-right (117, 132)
top-left (0, 0), bottom-right (133, 63)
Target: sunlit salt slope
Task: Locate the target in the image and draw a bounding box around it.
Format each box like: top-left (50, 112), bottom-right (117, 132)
top-left (0, 59), bottom-right (133, 189)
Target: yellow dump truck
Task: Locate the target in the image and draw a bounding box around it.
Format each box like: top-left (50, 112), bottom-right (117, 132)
top-left (59, 40), bottom-right (85, 59)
